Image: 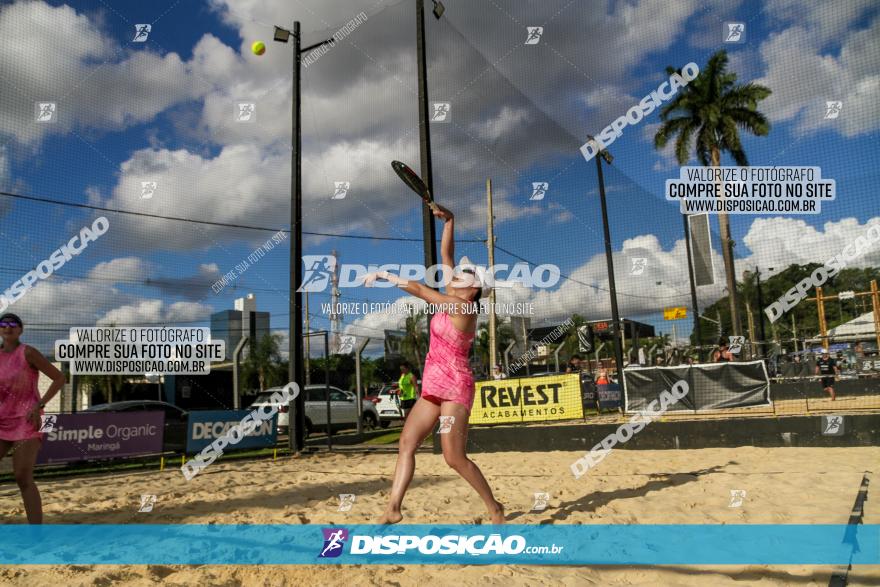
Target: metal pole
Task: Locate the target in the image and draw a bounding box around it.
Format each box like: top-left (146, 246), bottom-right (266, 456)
top-left (355, 338), bottom-right (369, 435)
top-left (304, 292), bottom-right (311, 386)
top-left (682, 214), bottom-right (701, 354)
top-left (595, 156), bottom-right (625, 379)
top-left (324, 331), bottom-right (331, 450)
top-left (233, 335), bottom-right (248, 410)
top-left (756, 267), bottom-right (767, 357)
top-left (416, 0), bottom-right (439, 334)
top-left (486, 178), bottom-right (497, 371)
top-left (288, 21), bottom-right (306, 453)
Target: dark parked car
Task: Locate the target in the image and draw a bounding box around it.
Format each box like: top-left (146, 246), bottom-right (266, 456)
top-left (85, 400), bottom-right (188, 452)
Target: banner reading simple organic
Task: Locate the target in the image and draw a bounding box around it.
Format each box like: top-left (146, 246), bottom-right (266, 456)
top-left (37, 412), bottom-right (165, 464)
top-left (470, 373), bottom-right (583, 425)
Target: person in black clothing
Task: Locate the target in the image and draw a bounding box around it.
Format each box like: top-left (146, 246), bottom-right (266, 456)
top-left (565, 354), bottom-right (583, 374)
top-left (815, 350), bottom-right (839, 400)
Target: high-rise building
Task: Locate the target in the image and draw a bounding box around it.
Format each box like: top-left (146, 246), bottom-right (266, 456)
top-left (211, 293), bottom-right (271, 358)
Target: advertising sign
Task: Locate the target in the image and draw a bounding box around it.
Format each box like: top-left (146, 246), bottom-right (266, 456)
top-left (470, 373), bottom-right (583, 425)
top-left (37, 412), bottom-right (165, 464)
top-left (185, 410), bottom-right (277, 453)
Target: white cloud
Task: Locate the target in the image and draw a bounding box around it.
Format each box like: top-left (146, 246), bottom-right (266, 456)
top-left (754, 6), bottom-right (880, 137)
top-left (0, 1), bottom-right (202, 147)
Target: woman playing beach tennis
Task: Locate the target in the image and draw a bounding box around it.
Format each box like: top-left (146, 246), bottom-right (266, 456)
top-left (363, 204), bottom-right (504, 525)
top-left (0, 313), bottom-right (66, 523)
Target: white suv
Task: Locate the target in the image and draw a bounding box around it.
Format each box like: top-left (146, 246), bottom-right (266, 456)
top-left (249, 385), bottom-right (379, 436)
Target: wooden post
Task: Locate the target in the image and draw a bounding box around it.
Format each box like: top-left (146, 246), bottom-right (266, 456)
top-left (791, 314), bottom-right (797, 353)
top-left (816, 286), bottom-right (828, 351)
top-left (872, 280), bottom-right (880, 352)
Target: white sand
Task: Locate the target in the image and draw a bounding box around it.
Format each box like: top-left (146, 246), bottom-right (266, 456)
top-left (0, 446), bottom-right (877, 586)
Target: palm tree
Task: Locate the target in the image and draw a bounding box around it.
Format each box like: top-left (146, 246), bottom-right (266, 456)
top-left (654, 49), bottom-right (771, 337)
top-left (241, 332), bottom-right (285, 394)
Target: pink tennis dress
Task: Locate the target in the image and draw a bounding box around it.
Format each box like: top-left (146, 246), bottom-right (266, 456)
top-left (420, 312), bottom-right (476, 412)
top-left (0, 344), bottom-right (42, 442)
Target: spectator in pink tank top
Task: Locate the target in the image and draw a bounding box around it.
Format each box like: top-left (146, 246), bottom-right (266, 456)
top-left (362, 203), bottom-right (504, 526)
top-left (0, 313), bottom-right (66, 524)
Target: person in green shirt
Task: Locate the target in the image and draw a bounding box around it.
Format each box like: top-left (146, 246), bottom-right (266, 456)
top-left (397, 362), bottom-right (419, 418)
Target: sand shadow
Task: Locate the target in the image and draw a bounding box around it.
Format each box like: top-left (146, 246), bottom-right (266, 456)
top-left (504, 462), bottom-right (733, 523)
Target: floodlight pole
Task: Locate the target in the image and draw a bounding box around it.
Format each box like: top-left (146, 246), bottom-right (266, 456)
top-left (416, 0), bottom-right (439, 334)
top-left (594, 146), bottom-right (625, 380)
top-left (280, 21), bottom-right (334, 453)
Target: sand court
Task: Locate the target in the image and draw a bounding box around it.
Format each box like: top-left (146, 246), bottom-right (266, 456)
top-left (0, 446), bottom-right (876, 585)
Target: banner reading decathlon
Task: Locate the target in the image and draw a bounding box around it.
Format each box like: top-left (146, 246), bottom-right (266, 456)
top-left (185, 410), bottom-right (277, 453)
top-left (470, 374), bottom-right (583, 425)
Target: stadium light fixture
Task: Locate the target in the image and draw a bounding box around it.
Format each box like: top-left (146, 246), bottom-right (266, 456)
top-left (432, 1), bottom-right (445, 19)
top-left (273, 26), bottom-right (291, 43)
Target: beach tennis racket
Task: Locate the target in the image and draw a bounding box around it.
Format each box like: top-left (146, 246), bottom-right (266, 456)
top-left (391, 160), bottom-right (438, 211)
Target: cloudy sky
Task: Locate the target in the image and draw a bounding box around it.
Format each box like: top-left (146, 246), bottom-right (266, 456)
top-left (0, 0), bottom-right (878, 356)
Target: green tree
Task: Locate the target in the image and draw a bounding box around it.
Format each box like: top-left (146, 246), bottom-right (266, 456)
top-left (654, 50), bottom-right (772, 338)
top-left (241, 333), bottom-right (285, 394)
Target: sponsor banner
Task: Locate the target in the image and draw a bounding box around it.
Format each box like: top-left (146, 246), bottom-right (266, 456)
top-left (37, 412), bottom-right (164, 464)
top-left (596, 383), bottom-right (622, 410)
top-left (185, 410), bottom-right (277, 453)
top-left (623, 361), bottom-right (770, 412)
top-left (470, 374), bottom-right (583, 425)
top-left (0, 524), bottom-right (876, 565)
top-left (857, 358), bottom-right (880, 372)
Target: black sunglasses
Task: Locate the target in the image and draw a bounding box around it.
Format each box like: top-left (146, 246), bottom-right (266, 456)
top-left (0, 321), bottom-right (21, 328)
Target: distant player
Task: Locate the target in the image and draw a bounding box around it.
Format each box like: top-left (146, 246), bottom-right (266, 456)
top-left (815, 350), bottom-right (839, 401)
top-left (397, 362), bottom-right (419, 419)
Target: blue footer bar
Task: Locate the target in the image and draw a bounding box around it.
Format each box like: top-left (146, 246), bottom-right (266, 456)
top-left (0, 524), bottom-right (877, 565)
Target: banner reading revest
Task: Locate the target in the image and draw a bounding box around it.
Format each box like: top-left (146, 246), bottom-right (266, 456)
top-left (470, 373), bottom-right (583, 425)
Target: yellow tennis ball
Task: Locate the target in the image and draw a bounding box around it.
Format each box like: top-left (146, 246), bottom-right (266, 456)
top-left (251, 41), bottom-right (266, 56)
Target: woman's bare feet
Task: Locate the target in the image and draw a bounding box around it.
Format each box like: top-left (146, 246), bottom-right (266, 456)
top-left (489, 500), bottom-right (505, 524)
top-left (378, 508), bottom-right (403, 525)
